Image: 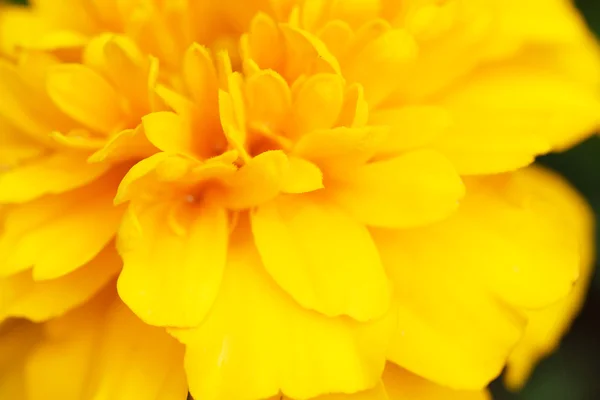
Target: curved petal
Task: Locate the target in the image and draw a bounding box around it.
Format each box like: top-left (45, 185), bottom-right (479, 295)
top-left (435, 63), bottom-right (600, 174)
top-left (25, 288), bottom-right (187, 400)
top-left (383, 363), bottom-right (491, 400)
top-left (0, 173), bottom-right (124, 280)
top-left (117, 200), bottom-right (228, 328)
top-left (0, 152), bottom-right (110, 204)
top-left (505, 167), bottom-right (596, 390)
top-left (374, 167), bottom-right (583, 389)
top-left (329, 150), bottom-right (464, 228)
top-left (0, 245), bottom-right (121, 322)
top-left (171, 219), bottom-right (395, 400)
top-left (252, 195), bottom-right (391, 321)
top-left (46, 64), bottom-right (125, 134)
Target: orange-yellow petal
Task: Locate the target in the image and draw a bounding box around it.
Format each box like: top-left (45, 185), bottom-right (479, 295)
top-left (0, 320), bottom-right (43, 399)
top-left (252, 195), bottom-right (391, 321)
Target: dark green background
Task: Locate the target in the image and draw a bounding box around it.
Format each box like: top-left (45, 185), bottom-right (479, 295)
top-left (2, 0), bottom-right (600, 399)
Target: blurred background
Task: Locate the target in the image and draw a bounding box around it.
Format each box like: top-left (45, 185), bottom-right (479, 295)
top-left (2, 0), bottom-right (600, 399)
top-left (492, 1), bottom-right (600, 399)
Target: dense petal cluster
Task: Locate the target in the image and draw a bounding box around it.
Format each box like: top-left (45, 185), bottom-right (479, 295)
top-left (0, 0), bottom-right (599, 399)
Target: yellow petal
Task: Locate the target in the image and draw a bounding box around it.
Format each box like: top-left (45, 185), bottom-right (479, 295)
top-left (371, 106), bottom-right (452, 156)
top-left (117, 201), bottom-right (228, 328)
top-left (183, 43), bottom-right (219, 108)
top-left (344, 27), bottom-right (418, 107)
top-left (252, 195), bottom-right (391, 321)
top-left (243, 12), bottom-right (285, 71)
top-left (0, 245), bottom-right (121, 322)
top-left (171, 219), bottom-right (394, 400)
top-left (383, 363), bottom-right (491, 400)
top-left (0, 152), bottom-right (110, 203)
top-left (26, 289), bottom-right (187, 400)
top-left (281, 157), bottom-right (324, 194)
top-left (279, 24), bottom-right (341, 82)
top-left (142, 111), bottom-right (203, 158)
top-left (219, 150), bottom-right (289, 210)
top-left (293, 126), bottom-right (387, 178)
top-left (329, 150), bottom-right (464, 228)
top-left (505, 166), bottom-right (595, 390)
top-left (88, 125), bottom-right (157, 163)
top-left (46, 64), bottom-right (125, 134)
top-left (436, 64), bottom-right (600, 174)
top-left (0, 174), bottom-right (124, 280)
top-left (0, 118), bottom-right (45, 167)
top-left (245, 69), bottom-right (291, 134)
top-left (374, 167), bottom-right (584, 389)
top-left (0, 5), bottom-right (51, 58)
top-left (289, 73), bottom-right (345, 138)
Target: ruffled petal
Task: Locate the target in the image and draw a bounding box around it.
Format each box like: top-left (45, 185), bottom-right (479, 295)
top-left (25, 288), bottom-right (187, 400)
top-left (0, 173), bottom-right (124, 280)
top-left (171, 218), bottom-right (394, 400)
top-left (0, 245), bottom-right (121, 322)
top-left (252, 195), bottom-right (391, 321)
top-left (505, 167), bottom-right (595, 390)
top-left (374, 166), bottom-right (583, 389)
top-left (117, 200), bottom-right (228, 328)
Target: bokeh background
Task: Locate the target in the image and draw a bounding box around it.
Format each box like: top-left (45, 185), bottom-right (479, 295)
top-left (2, 0), bottom-right (600, 399)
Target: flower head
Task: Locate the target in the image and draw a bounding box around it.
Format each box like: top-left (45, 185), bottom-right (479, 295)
top-left (0, 0), bottom-right (598, 399)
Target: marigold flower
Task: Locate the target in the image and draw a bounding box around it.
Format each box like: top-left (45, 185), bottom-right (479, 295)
top-left (0, 0), bottom-right (598, 400)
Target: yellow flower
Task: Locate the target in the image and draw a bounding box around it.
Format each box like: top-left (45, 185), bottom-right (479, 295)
top-left (0, 0), bottom-right (598, 399)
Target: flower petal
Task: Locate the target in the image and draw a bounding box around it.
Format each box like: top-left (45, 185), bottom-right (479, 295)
top-left (289, 73), bottom-right (345, 138)
top-left (219, 150), bottom-right (288, 210)
top-left (0, 152), bottom-right (110, 203)
top-left (329, 149), bottom-right (464, 228)
top-left (344, 28), bottom-right (418, 107)
top-left (281, 157), bottom-right (324, 194)
top-left (435, 63), bottom-right (600, 174)
top-left (117, 201), bottom-right (228, 328)
top-left (370, 106), bottom-right (452, 156)
top-left (293, 126), bottom-right (387, 178)
top-left (0, 174), bottom-right (124, 280)
top-left (374, 167), bottom-right (584, 389)
top-left (25, 289), bottom-right (187, 400)
top-left (46, 64), bottom-right (125, 134)
top-left (505, 166), bottom-right (595, 390)
top-left (171, 220), bottom-right (395, 400)
top-left (383, 363), bottom-right (491, 400)
top-left (0, 245), bottom-right (120, 322)
top-left (252, 195), bottom-right (391, 321)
